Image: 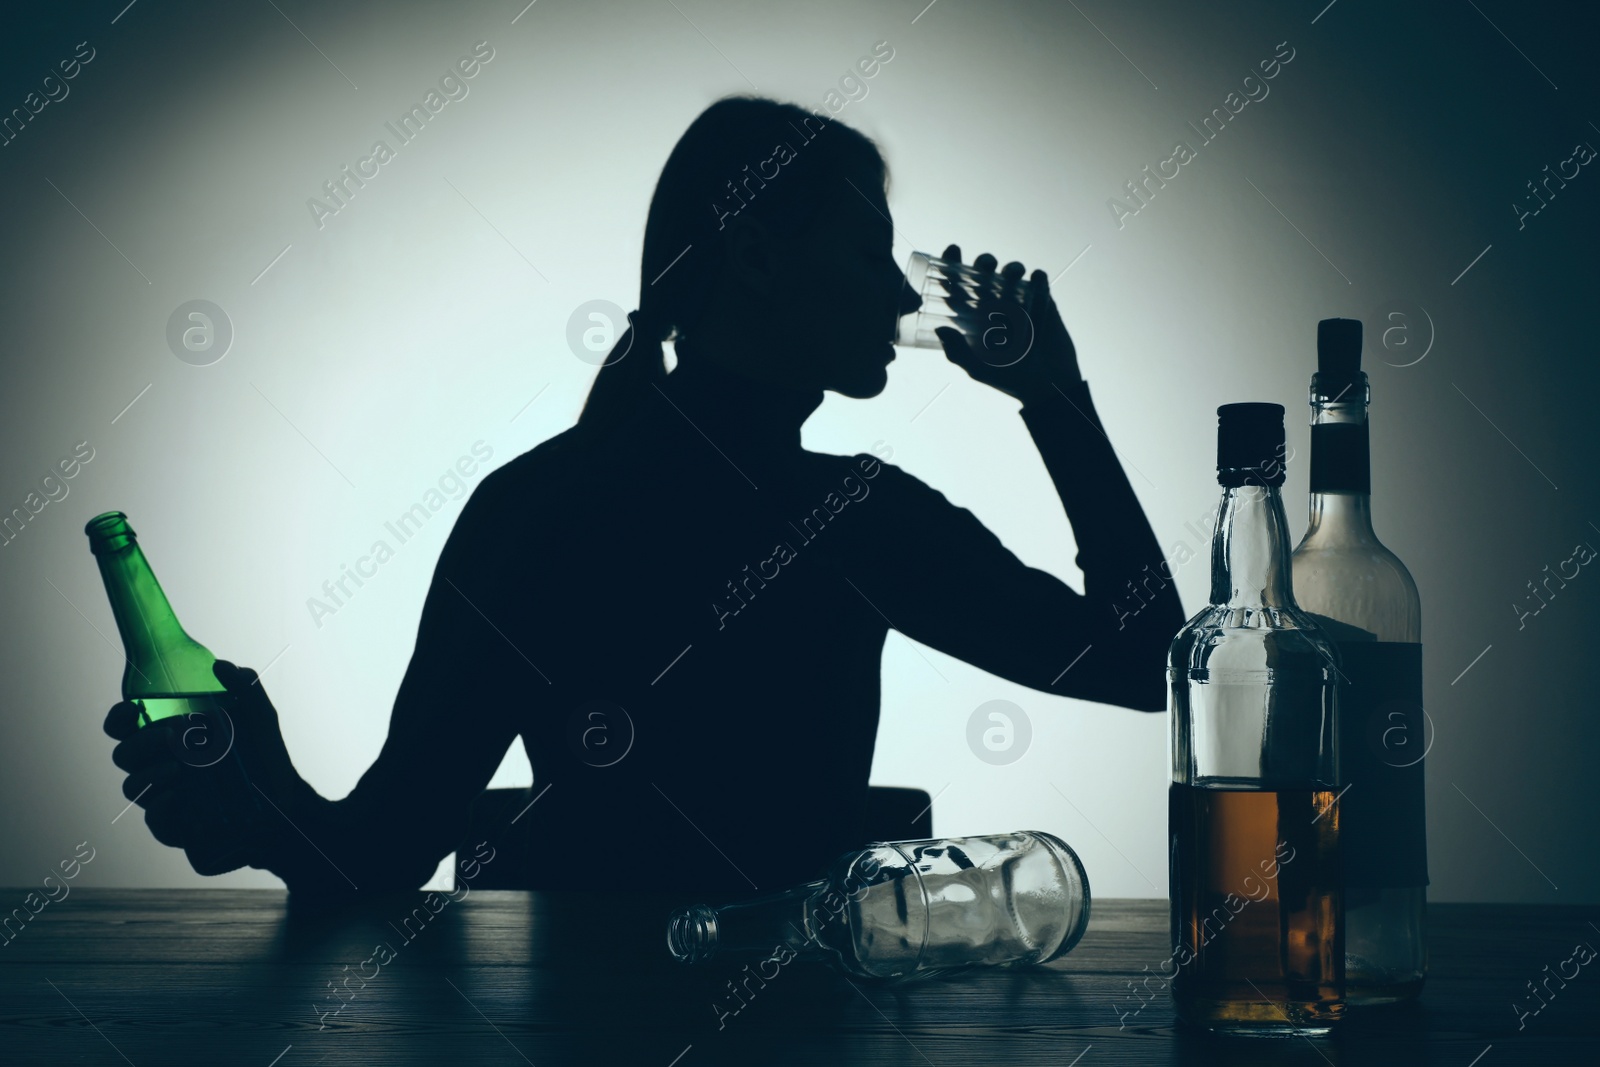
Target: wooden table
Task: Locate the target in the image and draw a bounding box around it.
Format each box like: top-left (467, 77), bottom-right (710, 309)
top-left (0, 890), bottom-right (1592, 1065)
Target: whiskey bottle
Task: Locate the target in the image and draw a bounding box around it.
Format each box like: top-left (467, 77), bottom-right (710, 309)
top-left (1168, 403), bottom-right (1345, 1034)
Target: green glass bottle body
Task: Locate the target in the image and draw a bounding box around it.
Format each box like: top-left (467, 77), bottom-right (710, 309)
top-left (86, 510), bottom-right (256, 873)
top-left (85, 511), bottom-right (228, 727)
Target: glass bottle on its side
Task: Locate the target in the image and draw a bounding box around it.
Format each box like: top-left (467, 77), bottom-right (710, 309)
top-left (667, 831), bottom-right (1091, 980)
top-left (1168, 403), bottom-right (1345, 1035)
top-left (1291, 318), bottom-right (1427, 1005)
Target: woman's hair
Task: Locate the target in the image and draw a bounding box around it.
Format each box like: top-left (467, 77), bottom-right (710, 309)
top-left (576, 94), bottom-right (889, 436)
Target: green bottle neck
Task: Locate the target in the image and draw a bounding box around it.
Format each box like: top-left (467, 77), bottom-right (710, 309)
top-left (86, 512), bottom-right (221, 699)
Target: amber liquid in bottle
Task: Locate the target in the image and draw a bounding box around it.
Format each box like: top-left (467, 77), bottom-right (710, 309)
top-left (1169, 785), bottom-right (1344, 1030)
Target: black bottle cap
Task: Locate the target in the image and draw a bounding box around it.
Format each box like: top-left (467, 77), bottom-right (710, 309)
top-left (1313, 318), bottom-right (1367, 402)
top-left (1217, 402), bottom-right (1287, 487)
top-left (1317, 318), bottom-right (1362, 375)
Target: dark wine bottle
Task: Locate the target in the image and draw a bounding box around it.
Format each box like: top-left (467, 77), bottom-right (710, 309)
top-left (1290, 319), bottom-right (1427, 1006)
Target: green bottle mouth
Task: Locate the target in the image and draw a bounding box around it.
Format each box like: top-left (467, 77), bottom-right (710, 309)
top-left (85, 510), bottom-right (136, 555)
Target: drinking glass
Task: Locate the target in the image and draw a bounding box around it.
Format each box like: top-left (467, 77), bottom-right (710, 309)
top-left (895, 251), bottom-right (1039, 366)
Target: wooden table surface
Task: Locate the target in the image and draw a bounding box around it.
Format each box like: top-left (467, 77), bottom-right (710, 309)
top-left (0, 890), bottom-right (1593, 1066)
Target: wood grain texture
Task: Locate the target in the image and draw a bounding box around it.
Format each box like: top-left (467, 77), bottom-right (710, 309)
top-left (1, 891), bottom-right (1594, 1065)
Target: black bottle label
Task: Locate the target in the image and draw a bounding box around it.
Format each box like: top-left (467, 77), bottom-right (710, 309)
top-left (1309, 423), bottom-right (1370, 493)
top-left (1335, 640), bottom-right (1428, 888)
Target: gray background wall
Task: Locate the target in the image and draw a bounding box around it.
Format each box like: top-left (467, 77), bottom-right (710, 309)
top-left (1, 0), bottom-right (1594, 902)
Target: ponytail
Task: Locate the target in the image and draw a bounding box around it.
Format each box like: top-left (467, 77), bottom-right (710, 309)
top-left (575, 307), bottom-right (666, 439)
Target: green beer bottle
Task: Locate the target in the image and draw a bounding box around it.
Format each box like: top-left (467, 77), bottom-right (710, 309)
top-left (85, 511), bottom-right (229, 727)
top-left (86, 510), bottom-right (258, 872)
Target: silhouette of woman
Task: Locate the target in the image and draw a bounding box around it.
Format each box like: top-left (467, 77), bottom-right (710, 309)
top-left (106, 96), bottom-right (1185, 898)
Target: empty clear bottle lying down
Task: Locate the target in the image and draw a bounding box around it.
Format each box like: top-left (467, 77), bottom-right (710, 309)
top-left (666, 832), bottom-right (1091, 979)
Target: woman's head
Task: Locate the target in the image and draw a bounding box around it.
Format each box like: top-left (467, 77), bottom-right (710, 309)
top-left (580, 95), bottom-right (918, 431)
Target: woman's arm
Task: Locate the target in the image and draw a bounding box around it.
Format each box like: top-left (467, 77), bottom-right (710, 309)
top-left (1018, 376), bottom-right (1186, 706)
top-left (844, 377), bottom-right (1182, 711)
top-left (842, 246), bottom-right (1182, 710)
top-left (256, 469), bottom-right (528, 901)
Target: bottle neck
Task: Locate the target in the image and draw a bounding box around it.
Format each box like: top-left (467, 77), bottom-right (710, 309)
top-left (1307, 375), bottom-right (1372, 495)
top-left (1305, 375), bottom-right (1377, 544)
top-left (86, 513), bottom-right (219, 698)
top-left (94, 540), bottom-right (182, 693)
top-left (1210, 484), bottom-right (1297, 608)
top-left (666, 879), bottom-right (831, 965)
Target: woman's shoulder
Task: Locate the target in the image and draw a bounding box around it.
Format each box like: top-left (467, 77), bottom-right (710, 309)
top-left (485, 422), bottom-right (620, 482)
top-left (455, 426), bottom-right (599, 526)
top-left (784, 446), bottom-right (956, 515)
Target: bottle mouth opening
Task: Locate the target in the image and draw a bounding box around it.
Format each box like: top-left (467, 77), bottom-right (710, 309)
top-left (665, 904), bottom-right (718, 964)
top-left (85, 510), bottom-right (129, 533)
top-left (85, 511), bottom-right (136, 555)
